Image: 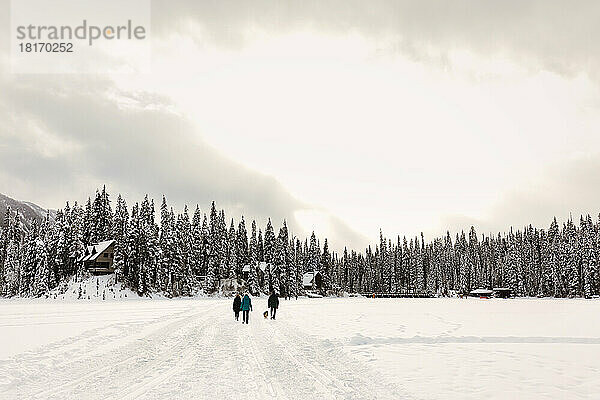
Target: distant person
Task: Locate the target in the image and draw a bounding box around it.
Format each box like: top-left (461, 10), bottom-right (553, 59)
top-left (268, 291), bottom-right (279, 320)
top-left (240, 292), bottom-right (253, 324)
top-left (233, 293), bottom-right (241, 321)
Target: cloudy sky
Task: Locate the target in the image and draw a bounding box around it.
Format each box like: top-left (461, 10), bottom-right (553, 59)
top-left (1, 0), bottom-right (600, 250)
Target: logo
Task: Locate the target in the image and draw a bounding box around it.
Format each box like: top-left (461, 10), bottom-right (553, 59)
top-left (15, 20), bottom-right (147, 46)
top-left (10, 0), bottom-right (151, 73)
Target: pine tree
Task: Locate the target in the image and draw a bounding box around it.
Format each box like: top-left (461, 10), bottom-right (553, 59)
top-left (321, 238), bottom-right (331, 291)
top-left (70, 202), bottom-right (86, 280)
top-left (538, 229), bottom-right (553, 297)
top-left (127, 203), bottom-right (141, 291)
top-left (3, 233), bottom-right (21, 296)
top-left (217, 210), bottom-right (228, 286)
top-left (456, 232), bottom-right (469, 294)
top-left (247, 220), bottom-right (259, 295)
top-left (0, 223), bottom-right (5, 294)
top-left (564, 219), bottom-right (580, 297)
top-left (20, 221), bottom-right (37, 297)
top-left (236, 217), bottom-right (249, 276)
top-left (257, 229), bottom-right (264, 262)
top-left (33, 235), bottom-right (50, 297)
top-left (379, 231), bottom-right (388, 292)
top-left (286, 238), bottom-right (296, 299)
top-left (82, 198), bottom-right (93, 245)
top-left (191, 205), bottom-right (204, 278)
top-left (264, 219), bottom-right (276, 265)
top-left (582, 215), bottom-right (596, 298)
top-left (112, 195), bottom-right (128, 284)
top-left (308, 232), bottom-right (319, 274)
top-left (294, 238), bottom-right (303, 297)
top-left (177, 206), bottom-right (194, 296)
top-left (227, 219), bottom-right (237, 280)
top-left (204, 202), bottom-right (219, 293)
top-left (467, 227), bottom-right (480, 289)
top-left (159, 197), bottom-right (175, 295)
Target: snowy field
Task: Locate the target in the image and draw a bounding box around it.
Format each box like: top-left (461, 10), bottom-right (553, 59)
top-left (0, 297), bottom-right (599, 399)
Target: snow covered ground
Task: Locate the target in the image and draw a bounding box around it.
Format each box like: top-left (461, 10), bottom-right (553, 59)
top-left (0, 297), bottom-right (599, 399)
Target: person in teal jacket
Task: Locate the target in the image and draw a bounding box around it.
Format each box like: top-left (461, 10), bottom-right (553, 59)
top-left (240, 292), bottom-right (253, 324)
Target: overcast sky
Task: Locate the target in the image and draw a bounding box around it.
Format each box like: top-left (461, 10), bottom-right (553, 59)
top-left (1, 0), bottom-right (600, 250)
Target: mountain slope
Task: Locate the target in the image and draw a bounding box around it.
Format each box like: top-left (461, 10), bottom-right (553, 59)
top-left (0, 192), bottom-right (55, 228)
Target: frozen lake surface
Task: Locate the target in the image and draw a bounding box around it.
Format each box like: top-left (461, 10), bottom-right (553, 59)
top-left (0, 297), bottom-right (599, 399)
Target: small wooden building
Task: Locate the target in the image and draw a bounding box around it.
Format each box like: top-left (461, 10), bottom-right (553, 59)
top-left (302, 271), bottom-right (323, 290)
top-left (241, 264), bottom-right (251, 281)
top-left (469, 288), bottom-right (494, 298)
top-left (79, 240), bottom-right (116, 275)
top-left (241, 262), bottom-right (269, 282)
top-left (493, 288), bottom-right (513, 298)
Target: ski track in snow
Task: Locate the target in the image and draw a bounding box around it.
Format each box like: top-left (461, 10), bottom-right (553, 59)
top-left (0, 300), bottom-right (408, 400)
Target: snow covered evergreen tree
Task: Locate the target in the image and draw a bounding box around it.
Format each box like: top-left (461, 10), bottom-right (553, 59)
top-left (33, 235), bottom-right (50, 297)
top-left (247, 220), bottom-right (260, 295)
top-left (227, 219), bottom-right (237, 280)
top-left (236, 216), bottom-right (249, 276)
top-left (177, 206), bottom-right (194, 296)
top-left (20, 221), bottom-right (37, 297)
top-left (257, 229), bottom-right (264, 263)
top-left (112, 195), bottom-right (128, 284)
top-left (321, 238), bottom-right (331, 292)
top-left (191, 206), bottom-right (204, 278)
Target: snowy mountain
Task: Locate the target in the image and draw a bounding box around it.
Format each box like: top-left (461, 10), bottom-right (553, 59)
top-left (0, 192), bottom-right (55, 228)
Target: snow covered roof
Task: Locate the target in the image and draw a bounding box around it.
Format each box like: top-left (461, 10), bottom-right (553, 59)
top-left (302, 271), bottom-right (320, 287)
top-left (493, 287), bottom-right (512, 291)
top-left (242, 263), bottom-right (271, 273)
top-left (258, 262), bottom-right (268, 272)
top-left (79, 240), bottom-right (115, 262)
top-left (470, 288), bottom-right (493, 295)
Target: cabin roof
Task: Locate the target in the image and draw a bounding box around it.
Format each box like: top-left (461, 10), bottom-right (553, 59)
top-left (302, 271), bottom-right (321, 287)
top-left (79, 239), bottom-right (115, 262)
top-left (470, 288), bottom-right (494, 295)
top-left (258, 261), bottom-right (268, 272)
top-left (242, 262), bottom-right (269, 273)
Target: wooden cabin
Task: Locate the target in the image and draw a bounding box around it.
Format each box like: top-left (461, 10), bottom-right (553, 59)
top-left (469, 288), bottom-right (494, 298)
top-left (79, 240), bottom-right (116, 275)
top-left (493, 288), bottom-right (513, 298)
top-left (241, 264), bottom-right (251, 281)
top-left (241, 262), bottom-right (269, 282)
top-left (302, 271), bottom-right (323, 290)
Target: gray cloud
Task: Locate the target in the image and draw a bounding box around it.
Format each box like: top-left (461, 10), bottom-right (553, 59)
top-left (1, 0), bottom-right (598, 251)
top-left (0, 0), bottom-right (370, 250)
top-left (0, 74), bottom-right (368, 249)
top-left (440, 153), bottom-right (600, 237)
top-left (151, 0), bottom-right (600, 81)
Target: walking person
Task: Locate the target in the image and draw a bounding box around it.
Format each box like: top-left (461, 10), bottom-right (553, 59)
top-left (240, 292), bottom-right (253, 324)
top-left (268, 291), bottom-right (279, 320)
top-left (233, 293), bottom-right (241, 321)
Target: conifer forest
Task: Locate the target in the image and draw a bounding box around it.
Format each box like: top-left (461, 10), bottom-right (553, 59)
top-left (1, 187), bottom-right (598, 299)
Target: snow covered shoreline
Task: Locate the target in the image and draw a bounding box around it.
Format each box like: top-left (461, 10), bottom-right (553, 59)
top-left (6, 272), bottom-right (600, 303)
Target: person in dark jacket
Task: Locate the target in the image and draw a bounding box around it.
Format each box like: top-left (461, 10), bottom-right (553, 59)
top-left (233, 294), bottom-right (241, 321)
top-left (240, 292), bottom-right (253, 324)
top-left (268, 291), bottom-right (279, 320)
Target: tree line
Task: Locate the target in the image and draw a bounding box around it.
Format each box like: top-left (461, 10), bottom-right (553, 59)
top-left (0, 187), bottom-right (598, 298)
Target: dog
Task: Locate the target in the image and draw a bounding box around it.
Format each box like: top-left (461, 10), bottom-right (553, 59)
top-left (263, 310), bottom-right (269, 319)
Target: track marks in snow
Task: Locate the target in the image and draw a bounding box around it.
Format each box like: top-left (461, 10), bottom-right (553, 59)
top-left (0, 300), bottom-right (408, 400)
top-left (0, 303), bottom-right (219, 399)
